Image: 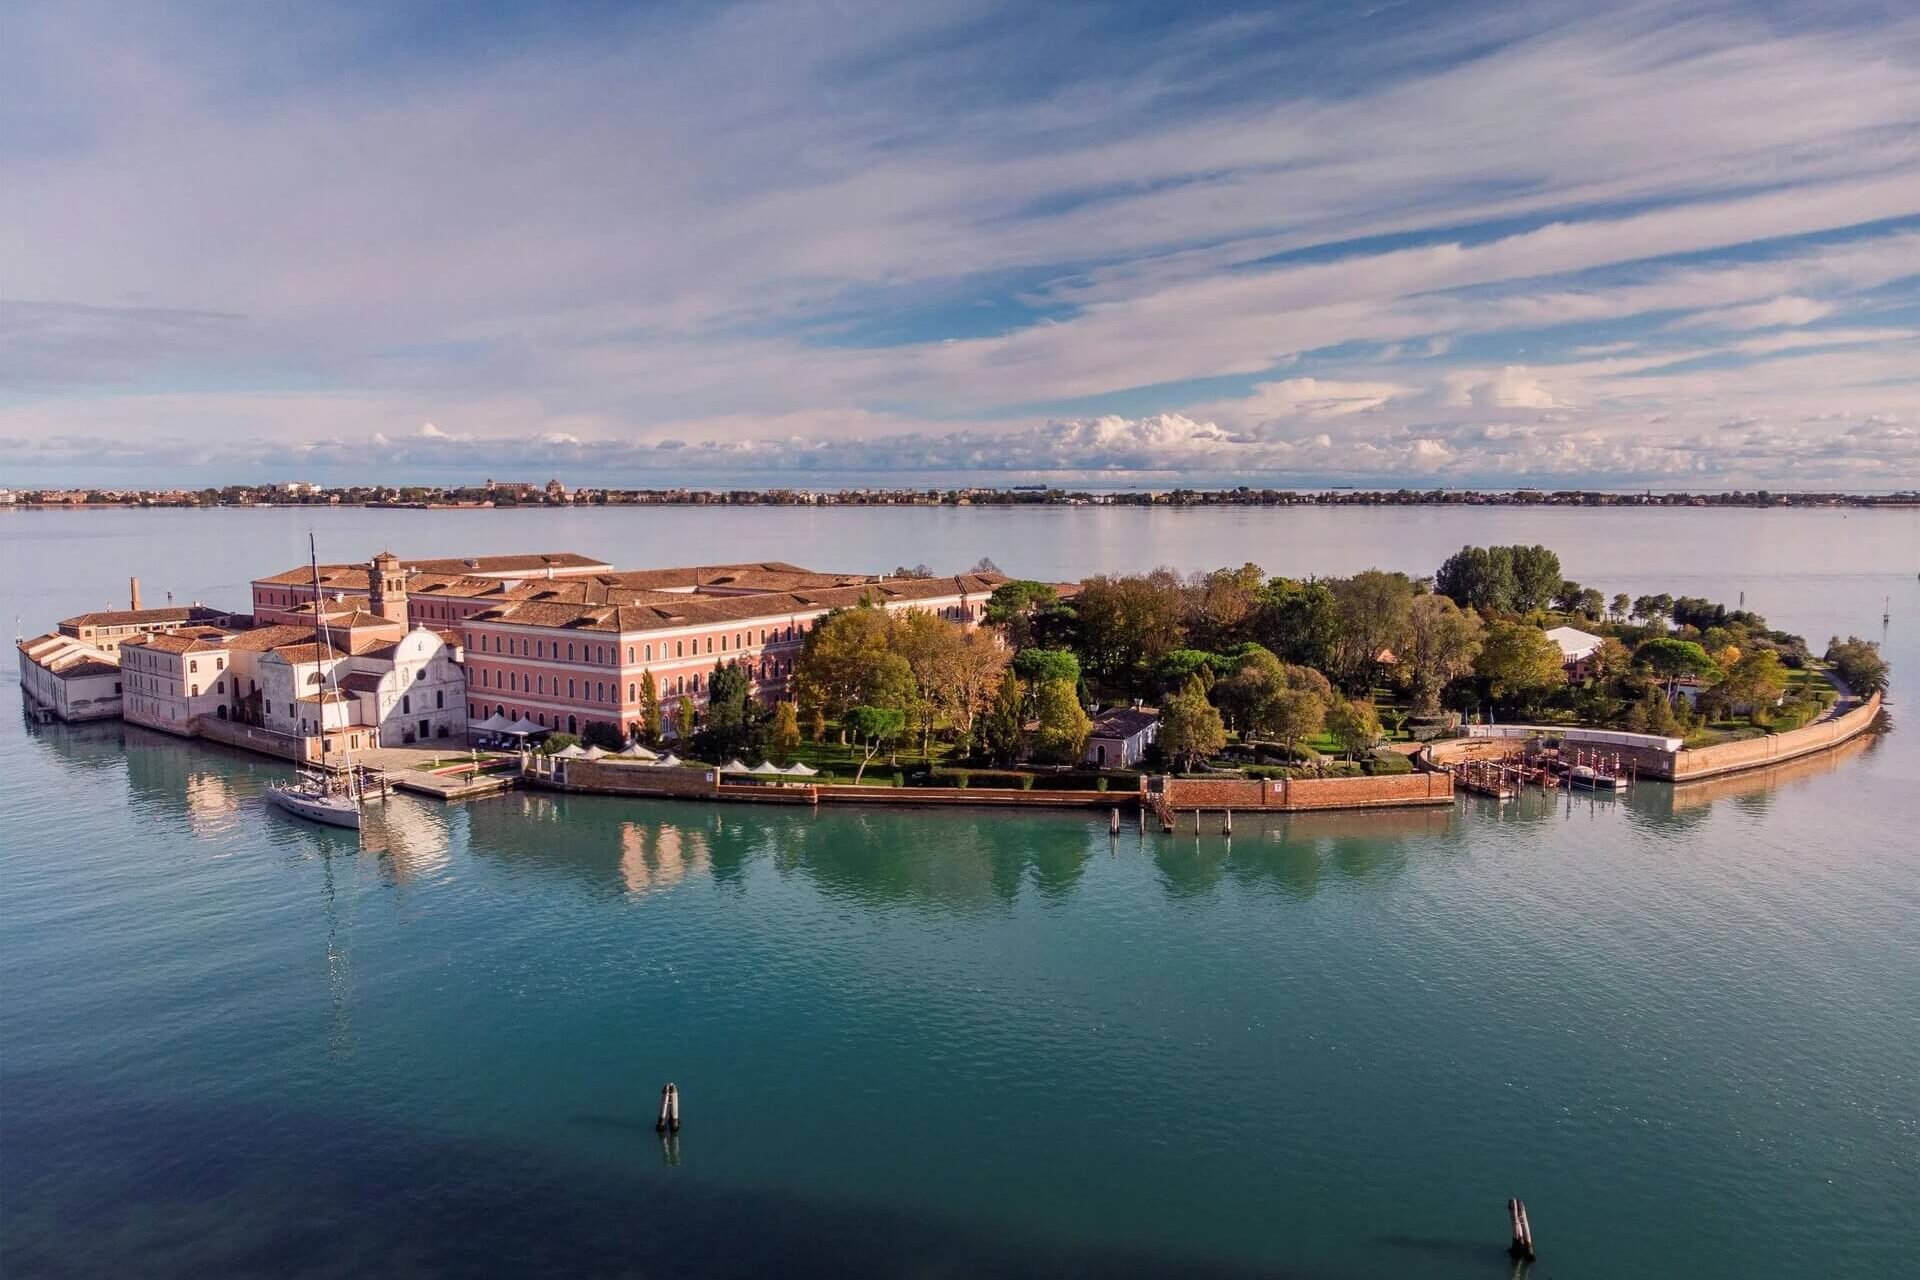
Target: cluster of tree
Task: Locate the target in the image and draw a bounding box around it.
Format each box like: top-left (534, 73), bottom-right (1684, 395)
top-left (1825, 636), bottom-right (1890, 696)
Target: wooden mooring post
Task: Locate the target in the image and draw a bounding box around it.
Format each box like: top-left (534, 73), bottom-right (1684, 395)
top-left (1506, 1197), bottom-right (1535, 1262)
top-left (656, 1082), bottom-right (681, 1134)
top-left (1222, 808), bottom-right (1232, 835)
top-left (1110, 807), bottom-right (1121, 835)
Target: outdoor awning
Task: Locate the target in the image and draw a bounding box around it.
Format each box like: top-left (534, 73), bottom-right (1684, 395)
top-left (783, 762), bottom-right (818, 776)
top-left (508, 716), bottom-right (543, 736)
top-left (580, 745), bottom-right (608, 759)
top-left (749, 760), bottom-right (785, 775)
top-left (552, 744), bottom-right (586, 758)
top-left (653, 752), bottom-right (682, 768)
top-left (471, 712), bottom-right (511, 732)
top-left (618, 743), bottom-right (659, 760)
top-left (719, 758), bottom-right (752, 773)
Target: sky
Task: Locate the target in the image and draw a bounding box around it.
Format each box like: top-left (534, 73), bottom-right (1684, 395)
top-left (3, 0), bottom-right (1918, 490)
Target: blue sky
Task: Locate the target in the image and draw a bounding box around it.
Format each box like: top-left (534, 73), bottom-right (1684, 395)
top-left (3, 0), bottom-right (1918, 488)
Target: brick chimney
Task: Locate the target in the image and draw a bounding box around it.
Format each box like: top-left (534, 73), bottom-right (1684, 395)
top-left (130, 576), bottom-right (142, 611)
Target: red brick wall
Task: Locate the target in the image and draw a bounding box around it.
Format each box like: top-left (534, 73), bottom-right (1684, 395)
top-left (1163, 772), bottom-right (1452, 811)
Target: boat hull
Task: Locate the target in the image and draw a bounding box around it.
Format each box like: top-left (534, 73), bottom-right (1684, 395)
top-left (266, 786), bottom-right (362, 830)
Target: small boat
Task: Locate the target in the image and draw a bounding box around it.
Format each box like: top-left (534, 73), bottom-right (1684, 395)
top-left (266, 773), bottom-right (362, 829)
top-left (1567, 764), bottom-right (1626, 792)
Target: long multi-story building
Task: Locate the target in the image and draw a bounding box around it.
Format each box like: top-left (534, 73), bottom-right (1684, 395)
top-left (461, 569), bottom-right (1005, 738)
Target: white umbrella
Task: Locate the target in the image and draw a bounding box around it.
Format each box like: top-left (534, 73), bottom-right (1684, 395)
top-left (750, 760), bottom-right (785, 775)
top-left (719, 758), bottom-right (752, 773)
top-left (580, 745), bottom-right (609, 759)
top-left (508, 716), bottom-right (542, 736)
top-left (618, 742), bottom-right (658, 760)
top-left (552, 744), bottom-right (586, 758)
top-left (783, 761), bottom-right (818, 776)
top-left (472, 712), bottom-right (510, 732)
top-left (653, 752), bottom-right (682, 768)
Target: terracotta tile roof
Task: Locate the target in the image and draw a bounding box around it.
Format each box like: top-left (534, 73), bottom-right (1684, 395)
top-left (468, 573), bottom-right (1006, 635)
top-left (252, 552), bottom-right (607, 588)
top-left (338, 671), bottom-right (384, 694)
top-left (60, 605), bottom-right (231, 628)
top-left (1091, 707), bottom-right (1159, 738)
top-left (223, 624), bottom-right (318, 652)
top-left (120, 628), bottom-right (232, 654)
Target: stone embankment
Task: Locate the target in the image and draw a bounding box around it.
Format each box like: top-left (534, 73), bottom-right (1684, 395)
top-left (532, 758), bottom-right (1456, 813)
top-left (1421, 691), bottom-right (1883, 782)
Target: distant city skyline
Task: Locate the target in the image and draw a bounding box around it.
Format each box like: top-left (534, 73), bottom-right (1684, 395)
top-left (4, 0), bottom-right (1918, 489)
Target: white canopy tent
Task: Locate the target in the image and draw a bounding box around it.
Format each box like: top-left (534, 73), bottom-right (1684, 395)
top-left (507, 716), bottom-right (544, 738)
top-left (653, 752), bottom-right (682, 768)
top-left (783, 762), bottom-right (819, 776)
top-left (471, 712), bottom-right (511, 733)
top-left (552, 744), bottom-right (586, 759)
top-left (749, 760), bottom-right (785, 775)
top-left (718, 759), bottom-right (752, 774)
top-left (579, 745), bottom-right (609, 760)
top-left (617, 742), bottom-right (659, 760)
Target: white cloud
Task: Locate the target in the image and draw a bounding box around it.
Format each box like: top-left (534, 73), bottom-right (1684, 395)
top-left (1672, 295), bottom-right (1834, 330)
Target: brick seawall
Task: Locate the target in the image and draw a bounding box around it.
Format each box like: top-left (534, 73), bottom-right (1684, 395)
top-left (1162, 772), bottom-right (1453, 812)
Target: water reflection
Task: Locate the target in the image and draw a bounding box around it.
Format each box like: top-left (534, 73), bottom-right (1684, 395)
top-left (618, 820), bottom-right (710, 897)
top-left (1150, 806), bottom-right (1454, 900)
top-left (359, 796), bottom-right (455, 882)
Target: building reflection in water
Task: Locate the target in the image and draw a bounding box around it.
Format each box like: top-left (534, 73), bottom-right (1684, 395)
top-left (358, 796), bottom-right (455, 882)
top-left (618, 820), bottom-right (710, 897)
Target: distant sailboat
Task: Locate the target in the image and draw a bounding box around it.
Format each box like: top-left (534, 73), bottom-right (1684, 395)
top-left (266, 534), bottom-right (362, 831)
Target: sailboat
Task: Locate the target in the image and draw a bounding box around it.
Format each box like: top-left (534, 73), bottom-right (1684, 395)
top-left (266, 534), bottom-right (363, 831)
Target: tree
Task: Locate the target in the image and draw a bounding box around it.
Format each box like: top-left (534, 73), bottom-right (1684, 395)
top-left (639, 669), bottom-right (662, 744)
top-left (698, 660), bottom-right (756, 759)
top-left (1713, 648), bottom-right (1789, 721)
top-left (769, 701), bottom-right (802, 763)
top-left (984, 580), bottom-right (1058, 649)
top-left (581, 720), bottom-right (625, 750)
top-left (1631, 594), bottom-right (1674, 627)
top-left (1070, 570), bottom-right (1187, 691)
top-left (673, 695), bottom-right (696, 743)
top-left (938, 628), bottom-right (1011, 752)
top-left (795, 603), bottom-right (895, 734)
top-left (1635, 637), bottom-right (1719, 696)
top-left (1325, 697), bottom-right (1382, 764)
top-left (981, 674), bottom-right (1025, 765)
top-left (1474, 621), bottom-right (1566, 711)
top-left (1214, 647), bottom-right (1284, 732)
top-left (1328, 569), bottom-right (1416, 691)
top-left (1267, 685), bottom-right (1327, 761)
top-left (1031, 678), bottom-right (1093, 764)
top-left (1435, 545), bottom-right (1516, 613)
top-left (891, 609), bottom-right (965, 757)
top-left (1402, 594), bottom-right (1484, 714)
top-left (1252, 577), bottom-right (1340, 671)
top-left (1610, 593), bottom-right (1630, 622)
top-left (1508, 545), bottom-right (1564, 612)
top-left (843, 705), bottom-right (905, 784)
top-left (1184, 562), bottom-right (1265, 651)
top-left (1012, 647), bottom-right (1080, 687)
top-left (1825, 636), bottom-right (1890, 696)
top-left (969, 556), bottom-right (1002, 575)
top-left (1160, 678), bottom-right (1226, 772)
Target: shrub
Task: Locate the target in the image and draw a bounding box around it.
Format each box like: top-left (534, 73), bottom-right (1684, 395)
top-left (1020, 773), bottom-right (1035, 791)
top-left (1096, 776), bottom-right (1109, 793)
top-left (891, 771), bottom-right (904, 788)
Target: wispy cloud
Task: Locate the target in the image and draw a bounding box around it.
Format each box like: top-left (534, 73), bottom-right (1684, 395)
top-left (2, 0), bottom-right (1918, 486)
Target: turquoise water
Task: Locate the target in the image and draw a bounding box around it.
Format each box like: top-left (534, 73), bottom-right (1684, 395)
top-left (4, 507), bottom-right (1917, 1277)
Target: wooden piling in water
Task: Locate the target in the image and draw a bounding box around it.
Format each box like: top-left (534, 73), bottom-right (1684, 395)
top-left (666, 1083), bottom-right (681, 1133)
top-left (1111, 807), bottom-right (1121, 834)
top-left (655, 1083), bottom-right (673, 1133)
top-left (1507, 1197), bottom-right (1535, 1262)
top-left (1223, 808), bottom-right (1232, 835)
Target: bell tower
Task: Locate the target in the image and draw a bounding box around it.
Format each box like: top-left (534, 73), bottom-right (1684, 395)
top-left (368, 551), bottom-right (409, 624)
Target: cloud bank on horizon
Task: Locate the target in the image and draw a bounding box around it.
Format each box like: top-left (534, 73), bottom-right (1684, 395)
top-left (3, 0), bottom-right (1918, 488)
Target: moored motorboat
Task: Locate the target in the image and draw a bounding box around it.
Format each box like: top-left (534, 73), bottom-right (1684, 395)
top-left (1567, 763), bottom-right (1627, 792)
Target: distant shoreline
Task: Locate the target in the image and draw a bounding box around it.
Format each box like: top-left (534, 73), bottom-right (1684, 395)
top-left (9, 490), bottom-right (1918, 512)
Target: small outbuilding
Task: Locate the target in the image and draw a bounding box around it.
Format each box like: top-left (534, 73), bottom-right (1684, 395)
top-left (1545, 625), bottom-right (1604, 679)
top-left (1084, 706), bottom-right (1160, 768)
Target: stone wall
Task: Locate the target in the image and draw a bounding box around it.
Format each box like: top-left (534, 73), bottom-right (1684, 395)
top-left (550, 760), bottom-right (720, 797)
top-left (1670, 692), bottom-right (1882, 781)
top-left (815, 785), bottom-right (1124, 809)
top-left (1162, 772), bottom-right (1452, 812)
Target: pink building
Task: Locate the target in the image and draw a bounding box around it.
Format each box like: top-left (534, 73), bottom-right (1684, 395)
top-left (250, 551), bottom-right (610, 624)
top-left (461, 570), bottom-right (1005, 738)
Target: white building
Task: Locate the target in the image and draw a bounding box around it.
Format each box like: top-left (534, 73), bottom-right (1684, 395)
top-left (121, 628), bottom-right (236, 733)
top-left (1084, 707), bottom-right (1160, 768)
top-left (17, 633), bottom-right (123, 722)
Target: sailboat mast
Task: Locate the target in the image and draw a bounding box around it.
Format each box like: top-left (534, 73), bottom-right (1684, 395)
top-left (311, 532), bottom-right (332, 771)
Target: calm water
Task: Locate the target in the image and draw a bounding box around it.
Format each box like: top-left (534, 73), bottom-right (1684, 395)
top-left (3, 506), bottom-right (1917, 1278)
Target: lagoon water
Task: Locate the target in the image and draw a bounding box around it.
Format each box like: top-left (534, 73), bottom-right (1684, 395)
top-left (3, 505), bottom-right (1917, 1278)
